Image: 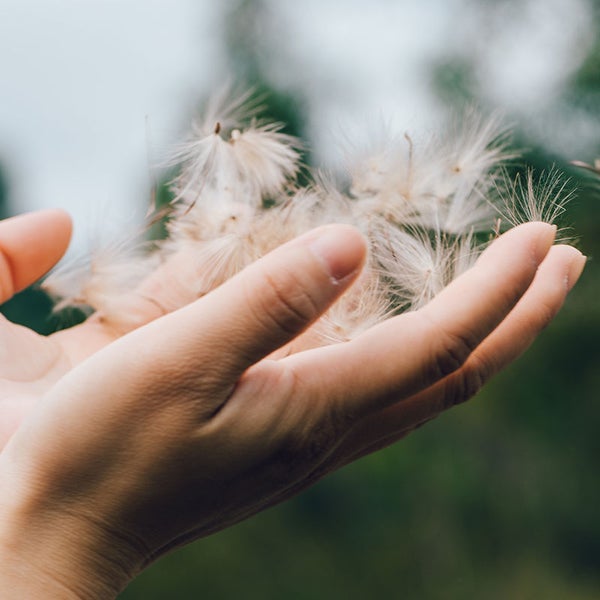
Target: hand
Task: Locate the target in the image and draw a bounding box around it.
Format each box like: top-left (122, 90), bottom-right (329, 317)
top-left (0, 210), bottom-right (137, 449)
top-left (0, 211), bottom-right (585, 599)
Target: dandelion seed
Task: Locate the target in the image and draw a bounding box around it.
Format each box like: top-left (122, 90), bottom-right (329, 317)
top-left (168, 93), bottom-right (301, 219)
top-left (372, 223), bottom-right (455, 310)
top-left (451, 229), bottom-right (481, 279)
top-left (496, 167), bottom-right (574, 241)
top-left (314, 271), bottom-right (394, 344)
top-left (47, 91), bottom-right (576, 345)
top-left (43, 236), bottom-right (159, 330)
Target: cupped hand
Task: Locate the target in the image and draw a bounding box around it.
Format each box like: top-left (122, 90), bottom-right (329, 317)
top-left (0, 210), bottom-right (586, 599)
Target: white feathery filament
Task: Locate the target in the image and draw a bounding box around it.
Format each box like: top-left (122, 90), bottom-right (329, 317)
top-left (43, 92), bottom-right (575, 348)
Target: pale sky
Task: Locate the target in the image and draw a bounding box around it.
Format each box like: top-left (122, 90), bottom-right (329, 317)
top-left (0, 0), bottom-right (596, 249)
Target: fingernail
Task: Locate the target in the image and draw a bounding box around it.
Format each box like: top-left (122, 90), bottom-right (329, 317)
top-left (306, 225), bottom-right (366, 282)
top-left (567, 252), bottom-right (587, 291)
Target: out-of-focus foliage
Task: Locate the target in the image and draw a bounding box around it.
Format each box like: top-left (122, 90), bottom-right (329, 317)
top-left (0, 0), bottom-right (598, 598)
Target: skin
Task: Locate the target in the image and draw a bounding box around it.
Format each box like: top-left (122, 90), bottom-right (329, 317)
top-left (0, 209), bottom-right (586, 598)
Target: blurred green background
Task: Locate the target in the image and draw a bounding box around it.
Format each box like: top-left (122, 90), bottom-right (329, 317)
top-left (1, 1), bottom-right (599, 598)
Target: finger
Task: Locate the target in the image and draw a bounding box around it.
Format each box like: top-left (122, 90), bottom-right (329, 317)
top-left (0, 210), bottom-right (72, 303)
top-left (283, 222), bottom-right (557, 419)
top-left (329, 244), bottom-right (587, 465)
top-left (122, 224), bottom-right (367, 384)
top-left (412, 244), bottom-right (586, 416)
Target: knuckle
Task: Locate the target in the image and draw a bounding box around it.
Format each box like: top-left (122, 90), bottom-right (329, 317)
top-left (423, 314), bottom-right (480, 381)
top-left (276, 425), bottom-right (329, 477)
top-left (269, 378), bottom-right (348, 483)
top-left (249, 265), bottom-right (322, 336)
top-left (441, 355), bottom-right (490, 409)
top-left (229, 362), bottom-right (351, 489)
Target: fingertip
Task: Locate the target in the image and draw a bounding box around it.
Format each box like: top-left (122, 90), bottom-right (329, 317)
top-left (566, 249), bottom-right (586, 292)
top-left (43, 207), bottom-right (73, 232)
top-left (0, 209), bottom-right (74, 294)
top-left (480, 221), bottom-right (557, 268)
top-left (41, 208), bottom-right (73, 256)
top-left (529, 222), bottom-right (558, 262)
top-left (506, 220), bottom-right (557, 236)
top-left (299, 224), bottom-right (367, 283)
top-left (535, 244), bottom-right (586, 293)
top-left (8, 208), bottom-right (73, 250)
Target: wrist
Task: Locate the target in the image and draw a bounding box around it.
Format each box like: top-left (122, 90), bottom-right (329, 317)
top-left (0, 473), bottom-right (137, 599)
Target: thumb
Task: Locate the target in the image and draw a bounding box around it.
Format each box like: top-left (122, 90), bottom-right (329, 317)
top-left (131, 224), bottom-right (367, 382)
top-left (0, 209), bottom-right (72, 303)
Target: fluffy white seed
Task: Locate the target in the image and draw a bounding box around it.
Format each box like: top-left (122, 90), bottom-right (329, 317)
top-left (45, 93), bottom-right (574, 342)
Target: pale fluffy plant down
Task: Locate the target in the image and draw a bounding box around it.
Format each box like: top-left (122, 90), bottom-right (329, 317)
top-left (43, 94), bottom-right (574, 348)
